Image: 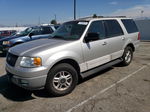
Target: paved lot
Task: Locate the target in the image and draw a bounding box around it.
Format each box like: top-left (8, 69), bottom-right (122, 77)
top-left (0, 42), bottom-right (150, 112)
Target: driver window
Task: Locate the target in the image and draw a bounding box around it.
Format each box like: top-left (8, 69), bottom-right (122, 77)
top-left (31, 28), bottom-right (41, 35)
top-left (88, 21), bottom-right (106, 39)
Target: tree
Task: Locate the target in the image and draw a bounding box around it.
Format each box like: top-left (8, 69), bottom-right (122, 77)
top-left (93, 14), bottom-right (97, 18)
top-left (51, 19), bottom-right (57, 25)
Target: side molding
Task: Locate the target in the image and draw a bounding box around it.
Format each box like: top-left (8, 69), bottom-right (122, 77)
top-left (81, 58), bottom-right (123, 78)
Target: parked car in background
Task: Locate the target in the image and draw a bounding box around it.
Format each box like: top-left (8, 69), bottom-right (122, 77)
top-left (0, 25), bottom-right (59, 53)
top-left (0, 30), bottom-right (17, 38)
top-left (6, 17), bottom-right (140, 96)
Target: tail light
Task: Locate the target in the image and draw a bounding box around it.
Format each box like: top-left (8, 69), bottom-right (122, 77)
top-left (138, 32), bottom-right (141, 40)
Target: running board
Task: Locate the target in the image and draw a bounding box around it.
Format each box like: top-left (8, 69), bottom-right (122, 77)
top-left (81, 58), bottom-right (123, 78)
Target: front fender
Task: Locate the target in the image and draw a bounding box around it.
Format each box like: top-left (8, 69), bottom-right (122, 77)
top-left (45, 51), bottom-right (81, 70)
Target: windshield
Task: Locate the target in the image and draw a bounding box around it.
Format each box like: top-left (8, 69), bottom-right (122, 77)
top-left (51, 21), bottom-right (88, 40)
top-left (16, 27), bottom-right (33, 36)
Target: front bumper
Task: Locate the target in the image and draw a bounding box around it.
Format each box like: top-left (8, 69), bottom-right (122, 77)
top-left (6, 63), bottom-right (48, 90)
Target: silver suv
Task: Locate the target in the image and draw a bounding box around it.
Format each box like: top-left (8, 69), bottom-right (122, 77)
top-left (6, 17), bottom-right (140, 96)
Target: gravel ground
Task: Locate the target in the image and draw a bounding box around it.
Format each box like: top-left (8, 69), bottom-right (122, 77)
top-left (0, 42), bottom-right (150, 112)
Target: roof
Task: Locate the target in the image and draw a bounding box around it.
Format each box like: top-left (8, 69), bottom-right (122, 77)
top-left (78, 16), bottom-right (130, 21)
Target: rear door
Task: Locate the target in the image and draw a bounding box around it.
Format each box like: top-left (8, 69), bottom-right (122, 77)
top-left (103, 19), bottom-right (125, 60)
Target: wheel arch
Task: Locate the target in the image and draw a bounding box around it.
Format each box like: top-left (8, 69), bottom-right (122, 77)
top-left (125, 43), bottom-right (135, 52)
top-left (48, 58), bottom-right (81, 79)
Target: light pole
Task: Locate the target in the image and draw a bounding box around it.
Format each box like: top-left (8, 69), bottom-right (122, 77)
top-left (74, 0), bottom-right (76, 20)
top-left (38, 16), bottom-right (41, 25)
top-left (54, 14), bottom-right (57, 21)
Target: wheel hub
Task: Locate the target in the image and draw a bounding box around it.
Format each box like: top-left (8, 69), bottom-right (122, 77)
top-left (53, 71), bottom-right (73, 91)
top-left (125, 50), bottom-right (131, 63)
top-left (60, 78), bottom-right (66, 84)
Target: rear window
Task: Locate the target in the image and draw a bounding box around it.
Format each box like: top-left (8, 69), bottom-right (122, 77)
top-left (121, 19), bottom-right (138, 33)
top-left (104, 20), bottom-right (124, 38)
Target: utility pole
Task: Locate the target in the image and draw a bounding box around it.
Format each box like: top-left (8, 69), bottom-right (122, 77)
top-left (141, 10), bottom-right (144, 19)
top-left (54, 14), bottom-right (57, 21)
top-left (74, 0), bottom-right (76, 20)
top-left (38, 17), bottom-right (41, 25)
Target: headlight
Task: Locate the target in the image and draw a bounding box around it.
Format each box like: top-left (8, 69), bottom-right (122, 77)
top-left (20, 57), bottom-right (42, 67)
top-left (3, 41), bottom-right (10, 45)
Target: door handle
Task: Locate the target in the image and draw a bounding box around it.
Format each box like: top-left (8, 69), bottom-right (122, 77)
top-left (102, 42), bottom-right (107, 45)
top-left (122, 37), bottom-right (125, 40)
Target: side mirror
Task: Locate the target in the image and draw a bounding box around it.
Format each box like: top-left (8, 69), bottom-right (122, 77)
top-left (29, 33), bottom-right (34, 38)
top-left (85, 33), bottom-right (99, 43)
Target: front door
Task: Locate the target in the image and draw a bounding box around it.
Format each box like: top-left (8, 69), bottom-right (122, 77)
top-left (82, 21), bottom-right (111, 70)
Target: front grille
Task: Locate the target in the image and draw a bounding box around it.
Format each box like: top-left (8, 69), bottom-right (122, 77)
top-left (6, 53), bottom-right (18, 67)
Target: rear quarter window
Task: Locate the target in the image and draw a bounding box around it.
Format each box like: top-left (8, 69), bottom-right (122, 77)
top-left (121, 19), bottom-right (138, 33)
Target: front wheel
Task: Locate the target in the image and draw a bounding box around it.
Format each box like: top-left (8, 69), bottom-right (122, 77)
top-left (45, 63), bottom-right (78, 96)
top-left (121, 46), bottom-right (133, 66)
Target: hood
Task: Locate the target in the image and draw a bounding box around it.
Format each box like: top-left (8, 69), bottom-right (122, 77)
top-left (0, 35), bottom-right (22, 42)
top-left (9, 38), bottom-right (73, 56)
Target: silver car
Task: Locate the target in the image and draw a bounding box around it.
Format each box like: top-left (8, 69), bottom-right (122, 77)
top-left (6, 17), bottom-right (140, 96)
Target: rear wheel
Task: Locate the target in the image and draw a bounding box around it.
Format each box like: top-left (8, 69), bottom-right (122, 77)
top-left (45, 63), bottom-right (78, 96)
top-left (121, 46), bottom-right (133, 66)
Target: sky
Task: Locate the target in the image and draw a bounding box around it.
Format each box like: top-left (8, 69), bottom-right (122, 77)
top-left (0, 0), bottom-right (150, 26)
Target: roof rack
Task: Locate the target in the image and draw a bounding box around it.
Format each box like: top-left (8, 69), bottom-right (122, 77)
top-left (79, 16), bottom-right (126, 20)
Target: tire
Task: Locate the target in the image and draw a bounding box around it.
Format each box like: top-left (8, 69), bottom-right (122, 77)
top-left (121, 46), bottom-right (133, 66)
top-left (45, 63), bottom-right (78, 96)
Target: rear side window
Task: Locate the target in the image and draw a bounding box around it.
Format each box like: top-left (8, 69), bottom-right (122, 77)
top-left (88, 21), bottom-right (106, 39)
top-left (104, 20), bottom-right (124, 38)
top-left (121, 19), bottom-right (138, 33)
top-left (42, 27), bottom-right (54, 34)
